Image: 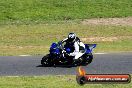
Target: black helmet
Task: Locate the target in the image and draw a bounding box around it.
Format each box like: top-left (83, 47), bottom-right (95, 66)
top-left (68, 33), bottom-right (76, 42)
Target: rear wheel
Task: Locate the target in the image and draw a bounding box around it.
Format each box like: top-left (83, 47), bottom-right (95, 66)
top-left (82, 53), bottom-right (93, 65)
top-left (87, 54), bottom-right (93, 64)
top-left (41, 54), bottom-right (53, 66)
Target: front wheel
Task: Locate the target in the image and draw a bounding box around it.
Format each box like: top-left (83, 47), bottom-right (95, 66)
top-left (41, 54), bottom-right (53, 66)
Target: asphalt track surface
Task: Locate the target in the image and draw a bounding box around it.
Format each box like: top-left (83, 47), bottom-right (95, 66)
top-left (0, 53), bottom-right (132, 76)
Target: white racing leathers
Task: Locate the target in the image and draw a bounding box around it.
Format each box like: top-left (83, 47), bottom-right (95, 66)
top-left (62, 38), bottom-right (85, 60)
top-left (69, 41), bottom-right (85, 60)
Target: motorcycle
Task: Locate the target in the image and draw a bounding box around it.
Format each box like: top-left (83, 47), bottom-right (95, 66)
top-left (41, 41), bottom-right (96, 67)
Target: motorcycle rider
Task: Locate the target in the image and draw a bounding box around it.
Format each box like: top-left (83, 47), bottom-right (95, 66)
top-left (60, 33), bottom-right (86, 64)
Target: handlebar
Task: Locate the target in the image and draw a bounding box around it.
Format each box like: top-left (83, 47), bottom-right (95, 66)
top-left (58, 41), bottom-right (70, 56)
top-left (58, 41), bottom-right (64, 50)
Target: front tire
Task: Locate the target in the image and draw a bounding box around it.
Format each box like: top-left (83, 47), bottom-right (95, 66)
top-left (41, 54), bottom-right (53, 66)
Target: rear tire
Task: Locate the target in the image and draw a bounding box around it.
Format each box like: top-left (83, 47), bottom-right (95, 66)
top-left (82, 53), bottom-right (93, 65)
top-left (41, 54), bottom-right (53, 67)
top-left (87, 54), bottom-right (93, 64)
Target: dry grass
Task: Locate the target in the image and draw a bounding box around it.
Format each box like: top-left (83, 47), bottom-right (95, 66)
top-left (0, 20), bottom-right (132, 55)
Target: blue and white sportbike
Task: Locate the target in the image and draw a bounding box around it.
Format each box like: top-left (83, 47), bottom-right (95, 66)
top-left (41, 41), bottom-right (96, 67)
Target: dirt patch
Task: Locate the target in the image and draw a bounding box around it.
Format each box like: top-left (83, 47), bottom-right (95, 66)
top-left (81, 36), bottom-right (132, 42)
top-left (81, 17), bottom-right (132, 26)
top-left (81, 37), bottom-right (118, 42)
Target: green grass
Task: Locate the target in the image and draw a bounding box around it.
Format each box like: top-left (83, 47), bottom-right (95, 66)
top-left (0, 0), bottom-right (132, 55)
top-left (0, 24), bottom-right (132, 55)
top-left (0, 0), bottom-right (132, 24)
top-left (0, 76), bottom-right (131, 88)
